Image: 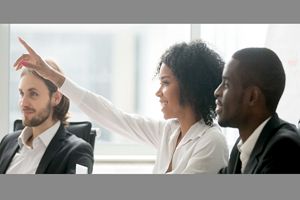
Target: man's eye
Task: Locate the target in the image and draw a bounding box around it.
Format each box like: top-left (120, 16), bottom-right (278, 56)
top-left (224, 81), bottom-right (229, 88)
top-left (30, 92), bottom-right (38, 97)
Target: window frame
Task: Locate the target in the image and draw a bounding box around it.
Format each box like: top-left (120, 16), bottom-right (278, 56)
top-left (0, 24), bottom-right (9, 140)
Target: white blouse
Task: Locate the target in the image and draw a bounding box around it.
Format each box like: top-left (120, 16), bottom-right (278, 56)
top-left (60, 77), bottom-right (229, 174)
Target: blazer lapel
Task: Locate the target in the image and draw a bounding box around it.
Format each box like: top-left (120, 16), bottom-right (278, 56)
top-left (225, 137), bottom-right (242, 174)
top-left (232, 137), bottom-right (242, 174)
top-left (243, 113), bottom-right (282, 173)
top-left (0, 139), bottom-right (20, 174)
top-left (35, 124), bottom-right (66, 174)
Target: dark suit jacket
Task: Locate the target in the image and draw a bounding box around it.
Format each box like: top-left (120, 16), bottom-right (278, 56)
top-left (0, 123), bottom-right (94, 174)
top-left (219, 113), bottom-right (300, 174)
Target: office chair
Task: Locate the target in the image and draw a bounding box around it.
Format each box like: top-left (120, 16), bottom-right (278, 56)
top-left (13, 119), bottom-right (99, 150)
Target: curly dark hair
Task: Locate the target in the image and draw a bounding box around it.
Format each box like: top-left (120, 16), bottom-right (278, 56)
top-left (155, 40), bottom-right (224, 126)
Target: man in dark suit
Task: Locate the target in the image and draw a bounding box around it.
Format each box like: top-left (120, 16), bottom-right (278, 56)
top-left (214, 47), bottom-right (300, 174)
top-left (0, 58), bottom-right (93, 174)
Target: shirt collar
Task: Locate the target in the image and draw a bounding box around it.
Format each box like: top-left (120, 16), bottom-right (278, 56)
top-left (18, 120), bottom-right (61, 148)
top-left (237, 117), bottom-right (272, 155)
top-left (18, 127), bottom-right (33, 148)
top-left (171, 119), bottom-right (215, 146)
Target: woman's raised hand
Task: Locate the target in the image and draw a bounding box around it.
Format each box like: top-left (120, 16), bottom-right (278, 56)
top-left (14, 37), bottom-right (54, 80)
top-left (13, 37), bottom-right (65, 87)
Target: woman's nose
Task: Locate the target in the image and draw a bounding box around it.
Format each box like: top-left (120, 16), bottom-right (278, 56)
top-left (155, 87), bottom-right (162, 97)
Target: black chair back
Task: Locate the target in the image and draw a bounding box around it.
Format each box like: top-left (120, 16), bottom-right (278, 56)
top-left (13, 119), bottom-right (97, 150)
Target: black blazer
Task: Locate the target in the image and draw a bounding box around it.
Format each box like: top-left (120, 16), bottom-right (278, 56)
top-left (219, 113), bottom-right (300, 174)
top-left (0, 123), bottom-right (94, 174)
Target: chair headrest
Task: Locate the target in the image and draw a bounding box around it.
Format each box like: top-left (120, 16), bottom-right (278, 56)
top-left (66, 122), bottom-right (92, 142)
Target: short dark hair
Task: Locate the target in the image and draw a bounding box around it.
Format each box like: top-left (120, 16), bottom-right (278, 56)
top-left (20, 58), bottom-right (70, 125)
top-left (232, 47), bottom-right (285, 113)
top-left (155, 40), bottom-right (224, 126)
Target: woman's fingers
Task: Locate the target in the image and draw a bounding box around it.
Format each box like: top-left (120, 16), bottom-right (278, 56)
top-left (14, 38), bottom-right (42, 71)
top-left (14, 38), bottom-right (53, 79)
top-left (14, 54), bottom-right (32, 71)
top-left (13, 54), bottom-right (30, 67)
top-left (18, 37), bottom-right (38, 56)
top-left (15, 59), bottom-right (29, 71)
top-left (15, 59), bottom-right (39, 71)
top-left (17, 61), bottom-right (38, 71)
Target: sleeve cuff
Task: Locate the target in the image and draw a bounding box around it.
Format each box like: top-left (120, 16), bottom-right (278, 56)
top-left (59, 77), bottom-right (87, 106)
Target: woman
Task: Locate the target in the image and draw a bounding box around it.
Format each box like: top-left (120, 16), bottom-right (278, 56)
top-left (14, 37), bottom-right (229, 173)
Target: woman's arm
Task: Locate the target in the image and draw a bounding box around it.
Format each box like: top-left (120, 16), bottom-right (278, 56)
top-left (14, 37), bottom-right (166, 149)
top-left (61, 77), bottom-right (165, 149)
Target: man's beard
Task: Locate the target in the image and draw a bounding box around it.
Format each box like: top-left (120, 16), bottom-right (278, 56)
top-left (22, 99), bottom-right (52, 127)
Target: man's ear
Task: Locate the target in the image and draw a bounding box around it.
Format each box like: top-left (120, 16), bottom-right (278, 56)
top-left (248, 86), bottom-right (261, 106)
top-left (52, 90), bottom-right (63, 106)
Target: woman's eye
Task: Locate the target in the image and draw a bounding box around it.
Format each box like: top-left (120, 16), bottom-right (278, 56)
top-left (159, 81), bottom-right (169, 86)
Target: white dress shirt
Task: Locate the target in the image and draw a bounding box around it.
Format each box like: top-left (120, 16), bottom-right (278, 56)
top-left (60, 77), bottom-right (229, 174)
top-left (237, 117), bottom-right (271, 173)
top-left (5, 121), bottom-right (60, 174)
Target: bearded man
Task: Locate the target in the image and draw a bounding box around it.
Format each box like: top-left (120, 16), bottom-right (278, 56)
top-left (0, 58), bottom-right (93, 174)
